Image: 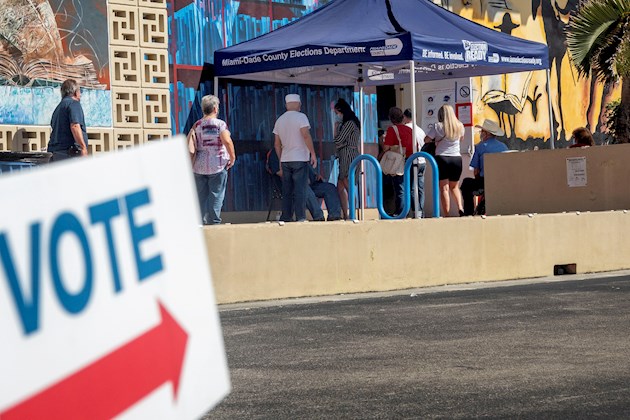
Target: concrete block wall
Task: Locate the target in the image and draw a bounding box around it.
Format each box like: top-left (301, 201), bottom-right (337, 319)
top-left (110, 0), bottom-right (172, 151)
top-left (204, 211), bottom-right (630, 304)
top-left (484, 144), bottom-right (630, 215)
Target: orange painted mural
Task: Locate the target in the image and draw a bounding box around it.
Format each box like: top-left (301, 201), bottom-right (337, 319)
top-left (435, 0), bottom-right (620, 149)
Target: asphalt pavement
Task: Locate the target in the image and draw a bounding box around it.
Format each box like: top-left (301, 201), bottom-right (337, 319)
top-left (205, 272), bottom-right (630, 419)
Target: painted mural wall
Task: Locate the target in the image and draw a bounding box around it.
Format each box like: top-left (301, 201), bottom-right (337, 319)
top-left (434, 0), bottom-right (620, 149)
top-left (0, 0), bottom-right (111, 126)
top-left (170, 0), bottom-right (335, 133)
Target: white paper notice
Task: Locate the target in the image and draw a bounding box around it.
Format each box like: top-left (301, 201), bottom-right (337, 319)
top-left (566, 157), bottom-right (587, 187)
top-left (456, 104), bottom-right (472, 126)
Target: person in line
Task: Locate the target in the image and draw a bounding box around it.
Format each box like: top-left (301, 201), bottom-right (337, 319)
top-left (403, 108), bottom-right (427, 216)
top-left (333, 98), bottom-right (360, 220)
top-left (383, 107), bottom-right (415, 217)
top-left (461, 119), bottom-right (508, 216)
top-left (424, 104), bottom-right (465, 217)
top-left (377, 129), bottom-right (396, 215)
top-left (47, 79), bottom-right (88, 161)
top-left (307, 166), bottom-right (343, 221)
top-left (188, 94), bottom-right (236, 225)
top-left (376, 129), bottom-right (386, 160)
top-left (274, 93), bottom-right (317, 222)
top-left (569, 127), bottom-right (595, 148)
top-left (267, 148), bottom-right (342, 221)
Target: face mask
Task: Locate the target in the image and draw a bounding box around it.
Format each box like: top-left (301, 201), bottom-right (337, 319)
top-left (335, 114), bottom-right (343, 123)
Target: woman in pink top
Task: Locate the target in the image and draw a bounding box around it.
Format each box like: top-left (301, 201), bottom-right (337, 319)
top-left (187, 94), bottom-right (236, 225)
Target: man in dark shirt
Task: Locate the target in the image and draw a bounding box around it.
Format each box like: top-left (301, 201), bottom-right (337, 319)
top-left (47, 79), bottom-right (88, 161)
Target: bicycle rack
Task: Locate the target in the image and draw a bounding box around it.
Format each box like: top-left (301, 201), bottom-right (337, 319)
top-left (348, 152), bottom-right (440, 220)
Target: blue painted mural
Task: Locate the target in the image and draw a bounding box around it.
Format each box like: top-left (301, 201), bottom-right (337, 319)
top-left (0, 86), bottom-right (112, 127)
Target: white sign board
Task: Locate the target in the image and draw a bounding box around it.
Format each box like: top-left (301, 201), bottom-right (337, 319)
top-left (0, 139), bottom-right (230, 419)
top-left (566, 157), bottom-right (587, 187)
top-left (421, 89), bottom-right (455, 132)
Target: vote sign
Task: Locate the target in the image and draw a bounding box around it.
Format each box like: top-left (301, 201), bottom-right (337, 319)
top-left (0, 139), bottom-right (230, 419)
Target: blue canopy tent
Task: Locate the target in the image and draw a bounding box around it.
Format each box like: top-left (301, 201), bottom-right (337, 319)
top-left (214, 0), bottom-right (551, 217)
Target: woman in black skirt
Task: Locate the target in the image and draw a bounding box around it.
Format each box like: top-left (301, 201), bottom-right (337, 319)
top-left (333, 98), bottom-right (360, 220)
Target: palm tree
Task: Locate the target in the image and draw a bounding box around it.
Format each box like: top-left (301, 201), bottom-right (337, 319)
top-left (566, 0), bottom-right (630, 143)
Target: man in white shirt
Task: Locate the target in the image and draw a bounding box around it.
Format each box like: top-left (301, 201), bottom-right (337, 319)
top-left (403, 108), bottom-right (427, 216)
top-left (273, 93), bottom-right (317, 222)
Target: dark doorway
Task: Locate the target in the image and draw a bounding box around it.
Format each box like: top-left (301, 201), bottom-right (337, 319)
top-left (376, 85), bottom-right (397, 127)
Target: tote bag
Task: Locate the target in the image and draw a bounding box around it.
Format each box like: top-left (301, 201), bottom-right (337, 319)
top-left (380, 126), bottom-right (406, 176)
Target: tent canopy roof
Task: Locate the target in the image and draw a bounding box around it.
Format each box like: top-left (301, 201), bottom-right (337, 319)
top-left (214, 0), bottom-right (549, 86)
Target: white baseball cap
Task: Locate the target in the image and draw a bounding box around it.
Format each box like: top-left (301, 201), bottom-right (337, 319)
top-left (285, 94), bottom-right (301, 103)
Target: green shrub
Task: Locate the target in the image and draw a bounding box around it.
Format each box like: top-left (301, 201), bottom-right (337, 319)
top-left (604, 100), bottom-right (621, 143)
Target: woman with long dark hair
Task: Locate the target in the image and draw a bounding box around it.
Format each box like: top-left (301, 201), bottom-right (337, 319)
top-left (333, 98), bottom-right (360, 219)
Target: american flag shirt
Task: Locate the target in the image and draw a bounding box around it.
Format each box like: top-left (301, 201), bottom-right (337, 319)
top-left (192, 117), bottom-right (230, 175)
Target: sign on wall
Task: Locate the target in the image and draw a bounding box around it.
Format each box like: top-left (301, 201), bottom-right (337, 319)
top-left (456, 102), bottom-right (473, 127)
top-left (0, 140), bottom-right (230, 419)
top-left (422, 90), bottom-right (455, 131)
top-left (567, 156), bottom-right (587, 187)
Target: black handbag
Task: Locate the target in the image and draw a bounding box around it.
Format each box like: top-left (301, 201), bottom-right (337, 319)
top-left (420, 141), bottom-right (436, 156)
top-left (67, 143), bottom-right (83, 157)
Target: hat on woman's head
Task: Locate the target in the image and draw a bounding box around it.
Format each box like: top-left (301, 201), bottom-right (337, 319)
top-left (285, 94), bottom-right (301, 103)
top-left (475, 119), bottom-right (505, 137)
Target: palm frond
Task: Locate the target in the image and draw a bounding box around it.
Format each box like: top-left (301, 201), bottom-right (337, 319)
top-left (566, 0), bottom-right (630, 83)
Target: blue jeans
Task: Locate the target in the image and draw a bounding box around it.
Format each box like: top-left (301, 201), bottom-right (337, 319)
top-left (412, 163), bottom-right (425, 216)
top-left (389, 163), bottom-right (425, 217)
top-left (51, 151), bottom-right (72, 162)
top-left (195, 170), bottom-right (228, 225)
top-left (391, 174), bottom-right (405, 216)
top-left (310, 181), bottom-right (342, 220)
top-left (281, 161), bottom-right (309, 222)
top-left (306, 187), bottom-right (325, 220)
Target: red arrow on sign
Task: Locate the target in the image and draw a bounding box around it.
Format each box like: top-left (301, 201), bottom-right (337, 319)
top-left (1, 302), bottom-right (188, 420)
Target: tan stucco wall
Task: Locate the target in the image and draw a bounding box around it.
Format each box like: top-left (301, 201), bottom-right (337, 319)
top-left (204, 211), bottom-right (630, 304)
top-left (484, 144), bottom-right (630, 215)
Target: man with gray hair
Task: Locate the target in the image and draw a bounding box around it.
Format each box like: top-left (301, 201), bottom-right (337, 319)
top-left (273, 93), bottom-right (317, 222)
top-left (47, 79), bottom-right (88, 161)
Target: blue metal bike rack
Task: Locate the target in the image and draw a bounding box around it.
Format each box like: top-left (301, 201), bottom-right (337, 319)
top-left (348, 152), bottom-right (440, 220)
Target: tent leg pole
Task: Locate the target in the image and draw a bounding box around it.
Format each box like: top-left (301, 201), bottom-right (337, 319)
top-left (546, 69), bottom-right (555, 150)
top-left (214, 77), bottom-right (219, 95)
top-left (359, 84), bottom-right (365, 221)
top-left (410, 60), bottom-right (420, 219)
